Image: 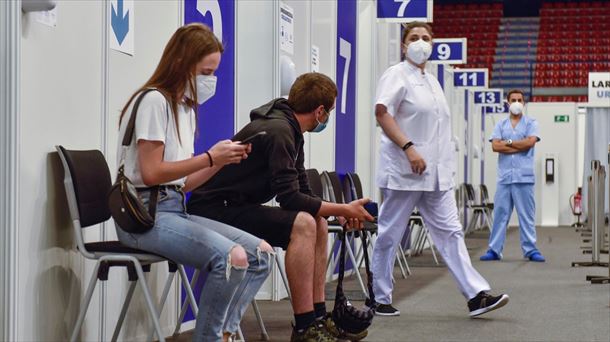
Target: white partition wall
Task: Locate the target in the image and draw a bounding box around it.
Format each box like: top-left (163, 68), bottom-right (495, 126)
top-left (356, 0), bottom-right (377, 200)
top-left (310, 0), bottom-right (337, 172)
top-left (106, 2), bottom-right (182, 340)
top-left (12, 2), bottom-right (182, 341)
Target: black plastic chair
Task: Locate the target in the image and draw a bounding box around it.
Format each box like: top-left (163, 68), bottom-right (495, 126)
top-left (56, 145), bottom-right (197, 342)
top-left (320, 171), bottom-right (369, 296)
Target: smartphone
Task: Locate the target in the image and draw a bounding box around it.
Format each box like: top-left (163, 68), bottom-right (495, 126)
top-left (239, 131), bottom-right (267, 144)
top-left (364, 202), bottom-right (378, 218)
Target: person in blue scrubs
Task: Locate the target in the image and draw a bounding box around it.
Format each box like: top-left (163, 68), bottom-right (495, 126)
top-left (480, 89), bottom-right (546, 262)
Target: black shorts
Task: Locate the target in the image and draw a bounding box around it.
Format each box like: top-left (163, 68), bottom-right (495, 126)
top-left (187, 201), bottom-right (298, 249)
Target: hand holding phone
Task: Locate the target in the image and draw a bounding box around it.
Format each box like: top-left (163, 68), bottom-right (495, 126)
top-left (238, 131), bottom-right (267, 145)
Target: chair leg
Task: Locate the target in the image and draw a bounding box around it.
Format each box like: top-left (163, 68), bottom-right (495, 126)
top-left (111, 280), bottom-right (137, 342)
top-left (237, 324), bottom-right (247, 342)
top-left (173, 267), bottom-right (200, 336)
top-left (132, 262), bottom-right (165, 342)
top-left (146, 270), bottom-right (176, 342)
top-left (395, 250), bottom-right (407, 279)
top-left (484, 210), bottom-right (494, 231)
top-left (274, 250), bottom-right (292, 301)
top-left (398, 244), bottom-right (412, 276)
top-left (251, 300), bottom-right (269, 341)
top-left (424, 228), bottom-right (440, 265)
top-left (70, 261), bottom-right (103, 342)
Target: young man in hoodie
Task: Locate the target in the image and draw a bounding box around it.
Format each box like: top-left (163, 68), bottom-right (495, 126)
top-left (187, 72), bottom-right (373, 342)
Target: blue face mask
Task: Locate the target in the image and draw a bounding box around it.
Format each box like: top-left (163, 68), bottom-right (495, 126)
top-left (311, 108), bottom-right (329, 133)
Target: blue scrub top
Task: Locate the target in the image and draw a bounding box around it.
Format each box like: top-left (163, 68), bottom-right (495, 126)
top-left (489, 115), bottom-right (540, 184)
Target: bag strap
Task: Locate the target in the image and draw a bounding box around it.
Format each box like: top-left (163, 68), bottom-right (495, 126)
top-left (119, 88), bottom-right (160, 218)
top-left (122, 88), bottom-right (158, 146)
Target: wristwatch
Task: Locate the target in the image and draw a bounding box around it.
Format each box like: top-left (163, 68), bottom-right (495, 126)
top-left (506, 139), bottom-right (513, 146)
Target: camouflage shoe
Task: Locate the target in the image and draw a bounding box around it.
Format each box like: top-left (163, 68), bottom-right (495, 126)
top-left (321, 313), bottom-right (368, 342)
top-left (290, 320), bottom-right (338, 342)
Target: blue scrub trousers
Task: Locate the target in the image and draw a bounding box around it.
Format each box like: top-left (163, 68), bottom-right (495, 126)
top-left (489, 183), bottom-right (539, 258)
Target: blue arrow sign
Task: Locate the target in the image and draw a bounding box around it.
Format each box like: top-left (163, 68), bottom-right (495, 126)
top-left (111, 0), bottom-right (129, 45)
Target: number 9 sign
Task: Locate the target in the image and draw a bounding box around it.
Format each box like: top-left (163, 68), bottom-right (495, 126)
top-left (428, 38), bottom-right (467, 64)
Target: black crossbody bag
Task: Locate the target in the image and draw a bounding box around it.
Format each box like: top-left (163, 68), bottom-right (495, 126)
top-left (332, 230), bottom-right (377, 335)
top-left (108, 89), bottom-right (160, 234)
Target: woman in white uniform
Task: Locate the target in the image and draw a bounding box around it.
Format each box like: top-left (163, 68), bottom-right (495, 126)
top-left (371, 22), bottom-right (509, 318)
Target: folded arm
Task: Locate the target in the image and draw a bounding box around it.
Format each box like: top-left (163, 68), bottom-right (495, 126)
top-left (491, 136), bottom-right (538, 154)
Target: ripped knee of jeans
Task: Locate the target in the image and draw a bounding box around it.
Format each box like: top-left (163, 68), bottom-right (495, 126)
top-left (226, 245), bottom-right (248, 280)
top-left (257, 240), bottom-right (275, 260)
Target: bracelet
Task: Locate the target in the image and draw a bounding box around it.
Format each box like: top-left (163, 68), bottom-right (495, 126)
top-left (401, 141), bottom-right (414, 151)
top-left (205, 151), bottom-right (214, 167)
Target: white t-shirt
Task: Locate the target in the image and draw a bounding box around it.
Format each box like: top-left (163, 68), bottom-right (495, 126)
top-left (117, 90), bottom-right (195, 187)
top-left (375, 61), bottom-right (456, 192)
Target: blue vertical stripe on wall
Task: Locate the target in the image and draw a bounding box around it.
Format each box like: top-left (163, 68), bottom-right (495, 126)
top-left (481, 107), bottom-right (485, 186)
top-left (335, 0), bottom-right (357, 176)
top-left (437, 64), bottom-right (444, 89)
top-left (183, 0), bottom-right (235, 323)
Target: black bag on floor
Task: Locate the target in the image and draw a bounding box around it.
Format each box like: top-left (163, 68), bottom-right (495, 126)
top-left (332, 229), bottom-right (376, 335)
top-left (108, 89), bottom-right (159, 234)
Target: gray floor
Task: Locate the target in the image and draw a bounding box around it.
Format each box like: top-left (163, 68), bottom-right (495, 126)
top-left (171, 226), bottom-right (610, 342)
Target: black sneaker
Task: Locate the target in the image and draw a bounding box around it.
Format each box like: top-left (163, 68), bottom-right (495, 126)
top-left (290, 320), bottom-right (337, 342)
top-left (375, 303), bottom-right (400, 316)
top-left (468, 291), bottom-right (509, 317)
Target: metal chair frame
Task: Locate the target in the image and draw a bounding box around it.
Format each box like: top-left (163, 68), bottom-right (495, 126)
top-left (56, 146), bottom-right (197, 342)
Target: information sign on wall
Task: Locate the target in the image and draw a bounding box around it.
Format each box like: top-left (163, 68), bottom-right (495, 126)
top-left (109, 0), bottom-right (135, 55)
top-left (183, 0), bottom-right (235, 322)
top-left (588, 72), bottom-right (610, 107)
top-left (453, 68), bottom-right (488, 88)
top-left (473, 88), bottom-right (503, 106)
top-left (377, 0), bottom-right (433, 22)
top-left (429, 38), bottom-right (467, 64)
top-left (336, 0), bottom-right (357, 174)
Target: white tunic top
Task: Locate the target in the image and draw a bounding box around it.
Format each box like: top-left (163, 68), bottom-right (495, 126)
top-left (117, 90), bottom-right (196, 187)
top-left (375, 61), bottom-right (456, 192)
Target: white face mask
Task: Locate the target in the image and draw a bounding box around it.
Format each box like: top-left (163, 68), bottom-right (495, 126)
top-left (187, 75), bottom-right (217, 105)
top-left (509, 101), bottom-right (524, 115)
top-left (406, 39), bottom-right (433, 65)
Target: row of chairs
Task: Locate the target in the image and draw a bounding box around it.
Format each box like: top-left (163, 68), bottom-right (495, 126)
top-left (57, 144), bottom-right (444, 340)
top-left (536, 61), bottom-right (610, 70)
top-left (531, 95), bottom-right (589, 102)
top-left (458, 183), bottom-right (494, 235)
top-left (541, 1), bottom-right (608, 9)
top-left (56, 146), bottom-right (276, 342)
top-left (435, 3), bottom-right (503, 11)
top-left (307, 169), bottom-right (439, 297)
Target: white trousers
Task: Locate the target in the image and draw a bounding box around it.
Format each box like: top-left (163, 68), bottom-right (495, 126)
top-left (372, 188), bottom-right (491, 304)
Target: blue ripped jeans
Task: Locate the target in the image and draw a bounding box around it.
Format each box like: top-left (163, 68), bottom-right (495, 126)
top-left (116, 188), bottom-right (272, 341)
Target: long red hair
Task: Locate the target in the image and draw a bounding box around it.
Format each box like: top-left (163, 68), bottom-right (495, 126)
top-left (119, 23), bottom-right (224, 142)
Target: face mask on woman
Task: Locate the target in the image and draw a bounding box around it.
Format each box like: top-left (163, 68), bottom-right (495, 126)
top-left (195, 75), bottom-right (217, 104)
top-left (406, 39), bottom-right (432, 65)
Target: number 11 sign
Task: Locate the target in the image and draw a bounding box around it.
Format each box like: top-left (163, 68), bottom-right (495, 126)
top-left (453, 68), bottom-right (488, 88)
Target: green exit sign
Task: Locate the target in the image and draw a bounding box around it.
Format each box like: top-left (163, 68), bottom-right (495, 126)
top-left (554, 115), bottom-right (569, 123)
